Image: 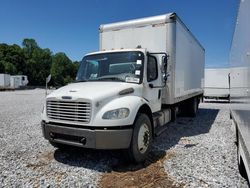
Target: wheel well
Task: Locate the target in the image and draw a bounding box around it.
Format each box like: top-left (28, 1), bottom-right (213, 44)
top-left (137, 104), bottom-right (154, 137)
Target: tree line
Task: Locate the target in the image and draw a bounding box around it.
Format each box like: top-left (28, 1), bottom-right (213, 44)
top-left (0, 38), bottom-right (80, 86)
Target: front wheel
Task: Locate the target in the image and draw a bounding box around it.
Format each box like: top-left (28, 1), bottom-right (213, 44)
top-left (127, 113), bottom-right (152, 163)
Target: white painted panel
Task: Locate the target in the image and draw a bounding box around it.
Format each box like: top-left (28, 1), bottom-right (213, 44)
top-left (174, 21), bottom-right (204, 98)
top-left (101, 24), bottom-right (167, 53)
top-left (204, 68), bottom-right (230, 97)
top-left (0, 74), bottom-right (10, 87)
top-left (229, 0), bottom-right (250, 179)
top-left (205, 68), bottom-right (230, 88)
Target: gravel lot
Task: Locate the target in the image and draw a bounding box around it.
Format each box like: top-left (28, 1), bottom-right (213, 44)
top-left (0, 89), bottom-right (248, 187)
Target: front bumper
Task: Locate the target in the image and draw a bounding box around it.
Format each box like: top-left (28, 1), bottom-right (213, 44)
top-left (41, 121), bottom-right (133, 149)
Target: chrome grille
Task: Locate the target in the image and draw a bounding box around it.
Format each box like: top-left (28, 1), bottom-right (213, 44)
top-left (46, 100), bottom-right (91, 123)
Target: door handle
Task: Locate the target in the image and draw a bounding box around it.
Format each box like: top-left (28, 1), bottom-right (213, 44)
top-left (158, 90), bottom-right (161, 99)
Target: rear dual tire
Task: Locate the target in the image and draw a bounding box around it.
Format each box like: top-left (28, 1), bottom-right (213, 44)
top-left (179, 97), bottom-right (199, 117)
top-left (189, 97), bottom-right (198, 117)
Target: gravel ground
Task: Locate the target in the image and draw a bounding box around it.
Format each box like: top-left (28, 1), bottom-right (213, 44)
top-left (0, 89), bottom-right (248, 187)
top-left (0, 89), bottom-right (102, 187)
top-left (155, 102), bottom-right (248, 187)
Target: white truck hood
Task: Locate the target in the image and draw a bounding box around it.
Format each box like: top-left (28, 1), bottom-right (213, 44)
top-left (47, 82), bottom-right (142, 101)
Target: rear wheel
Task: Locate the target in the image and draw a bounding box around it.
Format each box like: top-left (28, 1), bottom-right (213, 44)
top-left (127, 113), bottom-right (152, 163)
top-left (188, 97), bottom-right (198, 117)
top-left (179, 97), bottom-right (199, 117)
top-left (171, 107), bottom-right (177, 122)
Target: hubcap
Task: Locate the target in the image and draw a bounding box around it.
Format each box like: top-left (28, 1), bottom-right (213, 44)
top-left (138, 123), bottom-right (150, 154)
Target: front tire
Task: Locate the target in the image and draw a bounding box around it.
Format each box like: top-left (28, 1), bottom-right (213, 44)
top-left (127, 113), bottom-right (152, 163)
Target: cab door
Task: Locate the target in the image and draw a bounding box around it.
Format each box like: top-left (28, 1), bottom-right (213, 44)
top-left (143, 54), bottom-right (162, 112)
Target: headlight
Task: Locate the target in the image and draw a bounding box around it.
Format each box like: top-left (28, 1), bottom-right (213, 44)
top-left (102, 108), bottom-right (130, 119)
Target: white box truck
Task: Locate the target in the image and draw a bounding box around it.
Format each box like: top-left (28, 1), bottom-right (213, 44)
top-left (41, 13), bottom-right (205, 163)
top-left (10, 75), bottom-right (29, 88)
top-left (204, 68), bottom-right (230, 100)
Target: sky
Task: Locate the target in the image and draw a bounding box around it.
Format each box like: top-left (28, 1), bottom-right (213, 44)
top-left (0, 0), bottom-right (239, 67)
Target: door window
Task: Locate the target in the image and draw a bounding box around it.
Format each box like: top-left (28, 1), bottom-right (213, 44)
top-left (147, 56), bottom-right (158, 82)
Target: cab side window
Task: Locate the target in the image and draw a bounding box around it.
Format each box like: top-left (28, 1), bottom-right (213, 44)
top-left (147, 56), bottom-right (158, 82)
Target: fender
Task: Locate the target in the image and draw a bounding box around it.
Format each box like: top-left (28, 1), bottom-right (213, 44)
top-left (92, 96), bottom-right (150, 127)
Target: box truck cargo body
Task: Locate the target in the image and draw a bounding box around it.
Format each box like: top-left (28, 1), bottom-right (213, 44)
top-left (204, 68), bottom-right (230, 99)
top-left (100, 13), bottom-right (204, 105)
top-left (41, 13), bottom-right (205, 162)
top-left (230, 0), bottom-right (250, 182)
top-left (0, 74), bottom-right (10, 88)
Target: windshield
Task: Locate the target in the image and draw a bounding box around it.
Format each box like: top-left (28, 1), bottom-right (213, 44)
top-left (76, 51), bottom-right (144, 84)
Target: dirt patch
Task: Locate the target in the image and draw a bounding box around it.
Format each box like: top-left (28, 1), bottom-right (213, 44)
top-left (26, 151), bottom-right (54, 170)
top-left (178, 138), bottom-right (198, 148)
top-left (178, 137), bottom-right (192, 145)
top-left (25, 151), bottom-right (67, 187)
top-left (99, 150), bottom-right (184, 188)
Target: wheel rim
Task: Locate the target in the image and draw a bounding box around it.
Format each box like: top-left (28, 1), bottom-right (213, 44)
top-left (137, 123), bottom-right (150, 154)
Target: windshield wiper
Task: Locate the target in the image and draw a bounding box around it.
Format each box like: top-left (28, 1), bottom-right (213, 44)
top-left (96, 76), bottom-right (124, 82)
top-left (74, 79), bottom-right (87, 83)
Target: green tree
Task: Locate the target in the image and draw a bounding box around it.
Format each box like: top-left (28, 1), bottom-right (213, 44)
top-left (20, 39), bottom-right (52, 85)
top-left (25, 47), bottom-right (52, 85)
top-left (22, 38), bottom-right (38, 58)
top-left (1, 60), bottom-right (17, 74)
top-left (0, 60), bottom-right (5, 73)
top-left (67, 61), bottom-right (80, 80)
top-left (0, 43), bottom-right (24, 75)
top-left (51, 52), bottom-right (72, 86)
top-left (0, 38), bottom-right (78, 86)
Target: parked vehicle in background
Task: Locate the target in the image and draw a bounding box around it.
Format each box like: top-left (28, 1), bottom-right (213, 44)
top-left (0, 74), bottom-right (10, 88)
top-left (10, 75), bottom-right (29, 89)
top-left (204, 68), bottom-right (230, 100)
top-left (41, 13), bottom-right (205, 163)
top-left (230, 0), bottom-right (250, 183)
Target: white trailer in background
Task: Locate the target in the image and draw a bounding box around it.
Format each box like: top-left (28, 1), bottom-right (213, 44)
top-left (0, 74), bottom-right (10, 88)
top-left (230, 0), bottom-right (250, 182)
top-left (10, 75), bottom-right (29, 88)
top-left (204, 68), bottom-right (230, 100)
top-left (41, 13), bottom-right (205, 163)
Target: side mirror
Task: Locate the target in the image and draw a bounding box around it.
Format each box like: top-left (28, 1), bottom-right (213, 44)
top-left (163, 55), bottom-right (169, 81)
top-left (163, 56), bottom-right (168, 66)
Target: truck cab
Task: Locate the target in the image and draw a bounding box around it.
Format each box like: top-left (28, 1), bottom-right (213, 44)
top-left (42, 48), bottom-right (169, 162)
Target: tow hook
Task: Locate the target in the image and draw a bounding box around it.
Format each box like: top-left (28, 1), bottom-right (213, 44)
top-left (80, 137), bottom-right (87, 145)
top-left (50, 132), bottom-right (55, 139)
